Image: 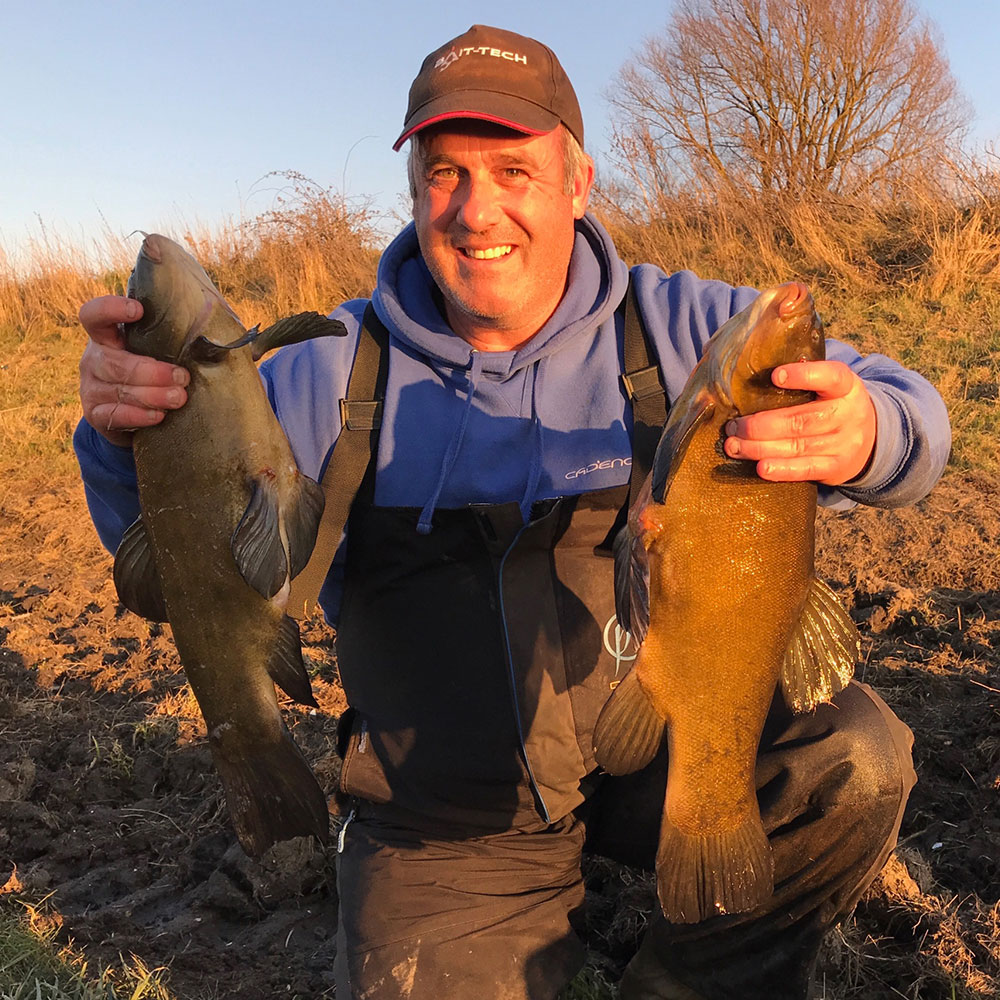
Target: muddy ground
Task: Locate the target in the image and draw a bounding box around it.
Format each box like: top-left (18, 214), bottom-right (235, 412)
top-left (0, 470), bottom-right (998, 999)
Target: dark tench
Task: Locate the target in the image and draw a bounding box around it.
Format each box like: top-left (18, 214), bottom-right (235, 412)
top-left (113, 233), bottom-right (346, 856)
top-left (593, 282), bottom-right (859, 923)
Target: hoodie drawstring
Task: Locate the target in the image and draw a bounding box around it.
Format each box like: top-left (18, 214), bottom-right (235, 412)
top-left (417, 350), bottom-right (485, 534)
top-left (519, 357), bottom-right (547, 524)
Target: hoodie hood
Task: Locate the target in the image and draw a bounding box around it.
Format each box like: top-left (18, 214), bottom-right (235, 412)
top-left (372, 212), bottom-right (628, 372)
top-left (365, 211), bottom-right (629, 530)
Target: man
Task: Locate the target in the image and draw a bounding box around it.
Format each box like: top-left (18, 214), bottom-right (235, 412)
top-left (74, 24), bottom-right (950, 1000)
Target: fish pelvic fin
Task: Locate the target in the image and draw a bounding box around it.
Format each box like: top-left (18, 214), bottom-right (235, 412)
top-left (656, 814), bottom-right (773, 924)
top-left (269, 615), bottom-right (319, 708)
top-left (250, 312), bottom-right (348, 361)
top-left (593, 664), bottom-right (666, 775)
top-left (211, 726), bottom-right (330, 857)
top-left (780, 577), bottom-right (860, 713)
top-left (113, 517), bottom-right (169, 622)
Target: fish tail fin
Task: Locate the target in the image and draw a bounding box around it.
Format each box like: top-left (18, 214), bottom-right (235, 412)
top-left (655, 815), bottom-right (773, 924)
top-left (212, 729), bottom-right (329, 857)
top-left (593, 664), bottom-right (666, 775)
top-left (781, 576), bottom-right (860, 713)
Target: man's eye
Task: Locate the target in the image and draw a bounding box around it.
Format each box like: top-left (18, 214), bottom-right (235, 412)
top-left (504, 168), bottom-right (527, 180)
top-left (430, 167), bottom-right (459, 184)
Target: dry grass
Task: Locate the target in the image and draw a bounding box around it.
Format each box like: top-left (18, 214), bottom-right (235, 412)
top-left (2, 165), bottom-right (998, 999)
top-left (0, 171), bottom-right (379, 344)
top-left (594, 151), bottom-right (1000, 303)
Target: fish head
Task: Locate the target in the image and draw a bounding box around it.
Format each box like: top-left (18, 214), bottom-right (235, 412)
top-left (124, 233), bottom-right (240, 363)
top-left (722, 282), bottom-right (825, 416)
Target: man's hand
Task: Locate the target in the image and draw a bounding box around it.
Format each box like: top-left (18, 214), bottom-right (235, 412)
top-left (723, 360), bottom-right (877, 486)
top-left (78, 295), bottom-right (189, 447)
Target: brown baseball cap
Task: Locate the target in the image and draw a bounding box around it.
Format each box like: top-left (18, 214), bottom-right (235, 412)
top-left (393, 24), bottom-right (584, 151)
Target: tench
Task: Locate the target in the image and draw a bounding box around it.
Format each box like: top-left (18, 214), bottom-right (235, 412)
top-left (593, 282), bottom-right (859, 923)
top-left (113, 233), bottom-right (346, 856)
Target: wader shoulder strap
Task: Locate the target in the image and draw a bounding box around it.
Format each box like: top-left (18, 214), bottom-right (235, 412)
top-left (621, 276), bottom-right (668, 504)
top-left (595, 277), bottom-right (668, 555)
top-left (287, 303), bottom-right (389, 620)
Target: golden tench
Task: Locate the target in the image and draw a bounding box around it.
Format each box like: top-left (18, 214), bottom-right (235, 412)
top-left (113, 233), bottom-right (346, 856)
top-left (593, 282), bottom-right (860, 923)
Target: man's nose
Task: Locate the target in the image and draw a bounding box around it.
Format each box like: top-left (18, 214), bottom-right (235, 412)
top-left (455, 176), bottom-right (504, 232)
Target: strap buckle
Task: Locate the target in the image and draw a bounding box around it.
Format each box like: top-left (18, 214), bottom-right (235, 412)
top-left (339, 398), bottom-right (383, 431)
top-left (621, 365), bottom-right (663, 401)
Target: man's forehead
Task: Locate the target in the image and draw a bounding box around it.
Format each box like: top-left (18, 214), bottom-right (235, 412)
top-left (418, 121), bottom-right (562, 158)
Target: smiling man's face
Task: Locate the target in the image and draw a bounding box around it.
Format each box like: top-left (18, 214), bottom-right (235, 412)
top-left (411, 121), bottom-right (593, 351)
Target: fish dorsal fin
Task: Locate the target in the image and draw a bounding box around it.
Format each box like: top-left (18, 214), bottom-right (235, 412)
top-left (780, 577), bottom-right (860, 713)
top-left (268, 615), bottom-right (319, 708)
top-left (232, 473), bottom-right (289, 599)
top-left (113, 517), bottom-right (169, 622)
top-left (251, 312), bottom-right (348, 361)
top-left (650, 388), bottom-right (716, 503)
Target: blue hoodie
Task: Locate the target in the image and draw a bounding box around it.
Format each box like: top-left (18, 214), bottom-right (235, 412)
top-left (73, 213), bottom-right (951, 623)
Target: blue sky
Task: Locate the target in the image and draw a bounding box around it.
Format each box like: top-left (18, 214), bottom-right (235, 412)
top-left (3, 0), bottom-right (996, 260)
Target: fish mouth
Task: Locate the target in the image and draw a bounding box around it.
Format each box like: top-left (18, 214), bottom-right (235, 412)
top-left (775, 282), bottom-right (809, 318)
top-left (138, 233), bottom-right (165, 265)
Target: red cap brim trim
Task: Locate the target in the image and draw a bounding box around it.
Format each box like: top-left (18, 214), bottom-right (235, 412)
top-left (392, 111), bottom-right (549, 151)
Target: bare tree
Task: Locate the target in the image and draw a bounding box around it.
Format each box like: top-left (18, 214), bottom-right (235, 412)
top-left (608, 0), bottom-right (971, 211)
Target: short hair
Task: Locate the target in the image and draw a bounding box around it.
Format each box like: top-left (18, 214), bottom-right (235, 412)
top-left (407, 124), bottom-right (588, 202)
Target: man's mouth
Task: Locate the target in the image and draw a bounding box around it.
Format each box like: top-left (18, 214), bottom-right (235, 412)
top-left (461, 245), bottom-right (513, 260)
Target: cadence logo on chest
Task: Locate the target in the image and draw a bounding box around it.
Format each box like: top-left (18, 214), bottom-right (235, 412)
top-left (564, 457), bottom-right (632, 480)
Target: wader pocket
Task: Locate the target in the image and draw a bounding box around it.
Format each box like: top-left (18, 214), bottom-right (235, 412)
top-left (338, 711), bottom-right (392, 805)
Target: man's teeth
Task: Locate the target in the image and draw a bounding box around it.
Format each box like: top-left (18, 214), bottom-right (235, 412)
top-left (463, 246), bottom-right (513, 260)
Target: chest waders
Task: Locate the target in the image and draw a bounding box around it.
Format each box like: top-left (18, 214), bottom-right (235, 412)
top-left (295, 283), bottom-right (666, 833)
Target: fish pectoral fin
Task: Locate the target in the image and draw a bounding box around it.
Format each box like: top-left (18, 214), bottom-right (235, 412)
top-left (231, 474), bottom-right (289, 599)
top-left (656, 815), bottom-right (773, 924)
top-left (284, 473), bottom-right (326, 581)
top-left (593, 664), bottom-right (666, 775)
top-left (650, 388), bottom-right (716, 501)
top-left (780, 576), bottom-right (860, 713)
top-left (250, 312), bottom-right (348, 361)
top-left (113, 517), bottom-right (169, 622)
top-left (186, 328), bottom-right (258, 364)
top-left (268, 615), bottom-right (319, 708)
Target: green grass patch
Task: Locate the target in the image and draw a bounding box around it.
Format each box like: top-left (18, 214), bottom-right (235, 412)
top-left (0, 900), bottom-right (173, 1000)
